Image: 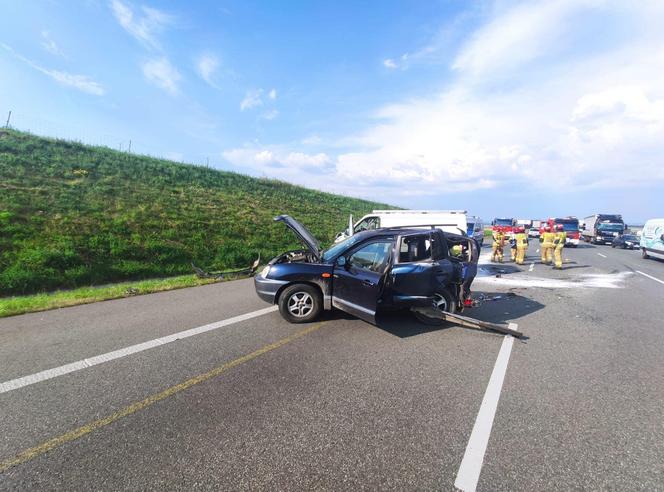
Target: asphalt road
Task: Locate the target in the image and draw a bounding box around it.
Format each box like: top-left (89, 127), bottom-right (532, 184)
top-left (1, 241), bottom-right (663, 490)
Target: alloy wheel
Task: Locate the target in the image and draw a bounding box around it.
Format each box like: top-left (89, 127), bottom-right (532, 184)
top-left (287, 292), bottom-right (314, 318)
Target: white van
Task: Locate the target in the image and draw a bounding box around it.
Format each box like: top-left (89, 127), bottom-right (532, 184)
top-left (640, 218), bottom-right (664, 260)
top-left (336, 210), bottom-right (468, 243)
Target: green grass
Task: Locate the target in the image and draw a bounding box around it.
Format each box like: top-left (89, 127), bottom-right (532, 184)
top-left (484, 228), bottom-right (493, 238)
top-left (0, 273), bottom-right (234, 318)
top-left (0, 129), bottom-right (393, 296)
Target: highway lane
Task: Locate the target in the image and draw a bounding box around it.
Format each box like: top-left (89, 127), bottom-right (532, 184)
top-left (1, 241), bottom-right (664, 490)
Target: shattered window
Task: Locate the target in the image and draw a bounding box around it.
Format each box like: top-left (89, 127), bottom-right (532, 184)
top-left (399, 235), bottom-right (432, 263)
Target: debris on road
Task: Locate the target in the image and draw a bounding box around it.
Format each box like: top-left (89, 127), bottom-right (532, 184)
top-left (411, 306), bottom-right (524, 338)
top-left (192, 255), bottom-right (261, 279)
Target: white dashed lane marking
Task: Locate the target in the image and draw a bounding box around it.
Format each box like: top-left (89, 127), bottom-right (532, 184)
top-left (636, 270), bottom-right (664, 286)
top-left (455, 333), bottom-right (515, 492)
top-left (0, 306), bottom-right (279, 394)
top-left (597, 253), bottom-right (607, 258)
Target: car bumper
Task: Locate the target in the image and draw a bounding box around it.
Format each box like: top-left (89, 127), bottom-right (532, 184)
top-left (254, 275), bottom-right (288, 304)
top-left (566, 238), bottom-right (579, 246)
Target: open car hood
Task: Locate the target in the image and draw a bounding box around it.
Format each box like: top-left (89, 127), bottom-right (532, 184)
top-left (274, 215), bottom-right (321, 260)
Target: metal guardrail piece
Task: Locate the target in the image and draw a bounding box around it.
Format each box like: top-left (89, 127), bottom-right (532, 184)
top-left (411, 308), bottom-right (524, 338)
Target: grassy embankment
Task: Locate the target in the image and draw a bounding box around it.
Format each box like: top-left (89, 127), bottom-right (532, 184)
top-left (0, 129), bottom-right (392, 316)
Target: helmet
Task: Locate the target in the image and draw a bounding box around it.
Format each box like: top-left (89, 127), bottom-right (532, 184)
top-left (556, 224), bottom-right (564, 231)
top-left (518, 226), bottom-right (526, 233)
top-left (544, 225), bottom-right (551, 232)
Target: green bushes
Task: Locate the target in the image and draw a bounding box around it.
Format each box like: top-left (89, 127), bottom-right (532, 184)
top-left (0, 130), bottom-right (392, 295)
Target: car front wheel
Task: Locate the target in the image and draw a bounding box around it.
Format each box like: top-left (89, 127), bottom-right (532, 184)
top-left (278, 284), bottom-right (322, 323)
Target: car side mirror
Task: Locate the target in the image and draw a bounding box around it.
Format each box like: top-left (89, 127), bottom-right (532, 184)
top-left (336, 256), bottom-right (347, 268)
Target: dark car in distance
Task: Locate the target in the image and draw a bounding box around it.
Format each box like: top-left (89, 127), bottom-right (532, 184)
top-left (612, 234), bottom-right (640, 249)
top-left (255, 215), bottom-right (479, 324)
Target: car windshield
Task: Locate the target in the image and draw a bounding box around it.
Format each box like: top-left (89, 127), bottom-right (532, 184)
top-left (321, 234), bottom-right (364, 262)
top-left (623, 235), bottom-right (638, 241)
top-left (598, 223), bottom-right (624, 232)
top-left (494, 219), bottom-right (513, 226)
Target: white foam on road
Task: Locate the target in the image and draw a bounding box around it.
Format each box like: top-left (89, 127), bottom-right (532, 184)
top-left (528, 262), bottom-right (534, 272)
top-left (455, 334), bottom-right (515, 492)
top-left (474, 271), bottom-right (632, 289)
top-left (0, 305), bottom-right (278, 394)
top-left (636, 270), bottom-right (664, 286)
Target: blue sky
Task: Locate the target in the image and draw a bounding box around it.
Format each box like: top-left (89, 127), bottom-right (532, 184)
top-left (1, 0), bottom-right (663, 223)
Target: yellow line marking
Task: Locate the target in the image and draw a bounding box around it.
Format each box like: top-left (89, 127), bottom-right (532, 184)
top-left (0, 322), bottom-right (325, 473)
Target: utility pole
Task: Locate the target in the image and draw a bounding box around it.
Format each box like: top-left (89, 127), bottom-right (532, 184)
top-left (4, 111), bottom-right (11, 128)
top-left (206, 157), bottom-right (209, 168)
top-left (128, 140), bottom-right (132, 153)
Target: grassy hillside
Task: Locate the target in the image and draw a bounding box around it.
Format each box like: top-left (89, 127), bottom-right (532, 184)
top-left (0, 129), bottom-right (392, 296)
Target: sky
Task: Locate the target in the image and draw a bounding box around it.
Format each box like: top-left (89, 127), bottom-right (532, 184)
top-left (1, 0), bottom-right (663, 223)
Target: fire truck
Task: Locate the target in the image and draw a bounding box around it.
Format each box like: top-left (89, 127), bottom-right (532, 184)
top-left (491, 217), bottom-right (516, 238)
top-left (542, 216), bottom-right (580, 247)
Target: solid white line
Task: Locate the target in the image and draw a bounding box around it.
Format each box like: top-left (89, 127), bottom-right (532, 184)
top-left (636, 270), bottom-right (664, 286)
top-left (0, 305), bottom-right (278, 394)
top-left (455, 334), bottom-right (515, 492)
top-left (528, 262), bottom-right (534, 272)
top-left (597, 253), bottom-right (607, 258)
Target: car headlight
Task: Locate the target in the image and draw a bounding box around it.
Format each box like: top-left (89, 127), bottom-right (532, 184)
top-left (597, 236), bottom-right (603, 240)
top-left (260, 265), bottom-right (271, 278)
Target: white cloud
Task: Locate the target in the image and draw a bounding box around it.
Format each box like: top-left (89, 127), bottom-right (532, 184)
top-left (240, 87), bottom-right (278, 111)
top-left (452, 0), bottom-right (601, 77)
top-left (223, 147), bottom-right (331, 171)
top-left (260, 109), bottom-right (279, 120)
top-left (142, 57), bottom-right (181, 95)
top-left (110, 0), bottom-right (173, 50)
top-left (41, 31), bottom-right (66, 58)
top-left (331, 1), bottom-right (664, 195)
top-left (383, 58), bottom-right (398, 69)
top-left (196, 53), bottom-right (220, 89)
top-left (1, 43), bottom-right (104, 95)
top-left (240, 89), bottom-right (263, 110)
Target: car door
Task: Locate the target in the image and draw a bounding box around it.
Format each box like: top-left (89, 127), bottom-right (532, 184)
top-left (386, 232), bottom-right (439, 307)
top-left (332, 240), bottom-right (393, 324)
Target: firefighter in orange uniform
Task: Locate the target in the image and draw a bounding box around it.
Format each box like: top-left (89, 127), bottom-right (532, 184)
top-left (540, 225), bottom-right (555, 264)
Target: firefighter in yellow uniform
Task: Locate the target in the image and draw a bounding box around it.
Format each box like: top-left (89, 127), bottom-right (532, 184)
top-left (509, 233), bottom-right (518, 262)
top-left (553, 224), bottom-right (567, 269)
top-left (540, 225), bottom-right (555, 264)
top-left (491, 229), bottom-right (505, 263)
top-left (514, 226), bottom-right (529, 265)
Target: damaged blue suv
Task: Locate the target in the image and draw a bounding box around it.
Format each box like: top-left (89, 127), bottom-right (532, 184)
top-left (255, 215), bottom-right (479, 324)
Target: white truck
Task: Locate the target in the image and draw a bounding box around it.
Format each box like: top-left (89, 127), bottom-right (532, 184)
top-left (335, 210), bottom-right (468, 243)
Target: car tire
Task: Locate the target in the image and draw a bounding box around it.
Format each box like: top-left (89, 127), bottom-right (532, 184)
top-left (642, 248), bottom-right (649, 259)
top-left (611, 244), bottom-right (615, 248)
top-left (414, 289), bottom-right (456, 326)
top-left (278, 284), bottom-right (322, 323)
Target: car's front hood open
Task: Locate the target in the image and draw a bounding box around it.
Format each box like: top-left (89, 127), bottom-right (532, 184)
top-left (274, 215), bottom-right (321, 260)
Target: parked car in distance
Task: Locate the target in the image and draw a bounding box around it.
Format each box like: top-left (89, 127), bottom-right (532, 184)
top-left (640, 218), bottom-right (664, 260)
top-left (529, 220), bottom-right (542, 238)
top-left (612, 234), bottom-right (640, 249)
top-left (255, 215), bottom-right (479, 325)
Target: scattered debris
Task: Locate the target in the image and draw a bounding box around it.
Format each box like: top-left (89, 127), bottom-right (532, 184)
top-left (192, 255), bottom-right (261, 280)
